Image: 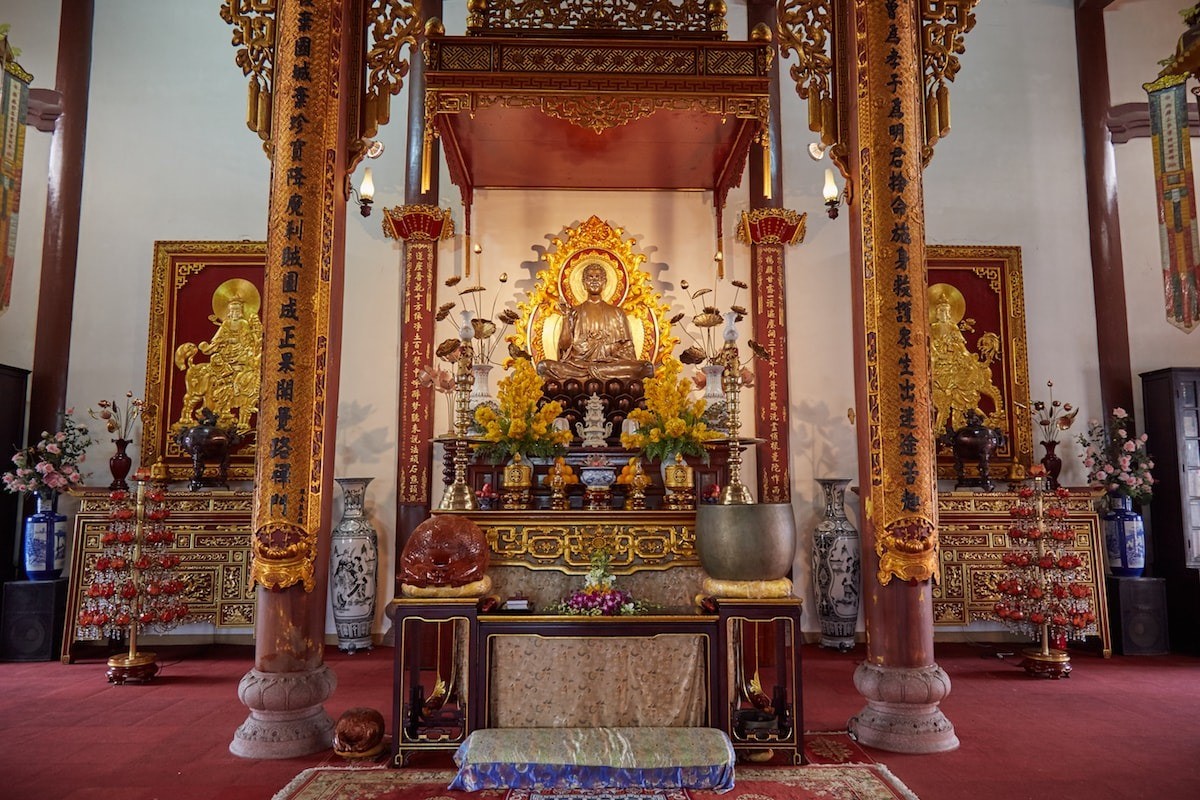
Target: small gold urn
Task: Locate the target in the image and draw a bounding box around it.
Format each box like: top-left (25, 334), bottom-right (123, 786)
top-left (500, 453), bottom-right (533, 510)
top-left (662, 453), bottom-right (696, 510)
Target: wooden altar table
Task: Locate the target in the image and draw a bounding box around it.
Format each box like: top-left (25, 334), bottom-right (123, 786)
top-left (389, 597), bottom-right (804, 767)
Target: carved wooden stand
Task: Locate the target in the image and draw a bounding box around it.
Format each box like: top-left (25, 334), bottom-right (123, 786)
top-left (389, 596), bottom-right (804, 767)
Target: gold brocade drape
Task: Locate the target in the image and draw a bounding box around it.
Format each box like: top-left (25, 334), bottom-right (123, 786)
top-left (488, 635), bottom-right (707, 728)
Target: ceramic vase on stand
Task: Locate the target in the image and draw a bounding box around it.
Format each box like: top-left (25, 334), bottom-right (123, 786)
top-left (699, 363), bottom-right (728, 434)
top-left (23, 492), bottom-right (67, 581)
top-left (108, 438), bottom-right (133, 491)
top-left (330, 477), bottom-right (379, 653)
top-left (469, 364), bottom-right (496, 416)
top-left (1102, 492), bottom-right (1145, 577)
top-left (1039, 440), bottom-right (1063, 490)
top-left (812, 478), bottom-right (861, 651)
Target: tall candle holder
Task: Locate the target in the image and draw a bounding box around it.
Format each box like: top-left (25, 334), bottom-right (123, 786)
top-left (718, 318), bottom-right (753, 505)
top-left (439, 316), bottom-right (477, 511)
top-left (76, 477), bottom-right (187, 684)
top-left (105, 479), bottom-right (161, 684)
top-left (994, 472), bottom-right (1096, 679)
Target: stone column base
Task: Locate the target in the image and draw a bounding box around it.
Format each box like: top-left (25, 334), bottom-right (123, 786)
top-left (848, 661), bottom-right (959, 754)
top-left (230, 665), bottom-right (338, 759)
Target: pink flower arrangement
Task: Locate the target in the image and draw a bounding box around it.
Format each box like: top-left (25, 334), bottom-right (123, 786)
top-left (1, 411), bottom-right (92, 498)
top-left (556, 547), bottom-right (650, 616)
top-left (1077, 407), bottom-right (1154, 504)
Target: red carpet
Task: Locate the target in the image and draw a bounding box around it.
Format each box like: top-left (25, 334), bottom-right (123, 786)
top-left (272, 765), bottom-right (917, 800)
top-left (1, 641), bottom-right (1198, 799)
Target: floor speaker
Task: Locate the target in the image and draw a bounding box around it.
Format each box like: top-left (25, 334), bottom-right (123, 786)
top-left (1, 579), bottom-right (68, 662)
top-left (1107, 576), bottom-right (1169, 656)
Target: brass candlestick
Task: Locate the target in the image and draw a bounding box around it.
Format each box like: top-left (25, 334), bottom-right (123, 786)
top-left (719, 341), bottom-right (754, 505)
top-left (439, 335), bottom-right (477, 511)
top-left (106, 479), bottom-right (159, 684)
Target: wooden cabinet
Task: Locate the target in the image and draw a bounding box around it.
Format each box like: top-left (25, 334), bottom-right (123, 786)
top-left (388, 597), bottom-right (804, 767)
top-left (935, 490), bottom-right (1111, 656)
top-left (1140, 367), bottom-right (1200, 653)
top-left (62, 488), bottom-right (255, 662)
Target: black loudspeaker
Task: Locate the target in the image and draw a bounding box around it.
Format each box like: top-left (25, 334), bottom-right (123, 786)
top-left (1, 579), bottom-right (68, 662)
top-left (1107, 576), bottom-right (1170, 656)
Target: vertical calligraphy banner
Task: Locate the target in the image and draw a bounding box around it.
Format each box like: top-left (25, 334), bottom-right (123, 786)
top-left (855, 0), bottom-right (938, 585)
top-left (0, 47), bottom-right (30, 311)
top-left (382, 204), bottom-right (454, 548)
top-left (251, 0), bottom-right (347, 592)
top-left (1145, 73), bottom-right (1200, 333)
top-left (738, 208), bottom-right (806, 504)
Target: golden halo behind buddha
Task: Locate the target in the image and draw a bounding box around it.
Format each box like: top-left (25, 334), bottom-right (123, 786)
top-left (212, 278), bottom-right (261, 319)
top-left (927, 283), bottom-right (966, 324)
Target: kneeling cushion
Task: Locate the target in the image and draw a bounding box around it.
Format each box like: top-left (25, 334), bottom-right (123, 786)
top-left (449, 727), bottom-right (735, 792)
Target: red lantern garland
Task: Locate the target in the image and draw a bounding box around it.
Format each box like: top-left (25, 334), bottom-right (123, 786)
top-left (76, 486), bottom-right (189, 639)
top-left (993, 478), bottom-right (1096, 645)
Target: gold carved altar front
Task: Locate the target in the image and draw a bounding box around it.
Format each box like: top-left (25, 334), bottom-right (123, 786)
top-left (434, 509), bottom-right (704, 612)
top-left (62, 488), bottom-right (255, 663)
top-left (934, 490), bottom-right (1111, 657)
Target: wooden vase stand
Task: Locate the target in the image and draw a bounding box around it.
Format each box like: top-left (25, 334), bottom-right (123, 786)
top-left (1020, 646), bottom-right (1071, 679)
top-left (106, 650), bottom-right (159, 684)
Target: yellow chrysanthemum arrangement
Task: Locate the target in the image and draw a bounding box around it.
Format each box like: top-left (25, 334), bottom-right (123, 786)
top-left (474, 357), bottom-right (572, 462)
top-left (619, 356), bottom-right (718, 462)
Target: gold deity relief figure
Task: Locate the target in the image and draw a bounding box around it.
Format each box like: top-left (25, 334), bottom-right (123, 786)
top-left (928, 282), bottom-right (1006, 436)
top-left (514, 216), bottom-right (676, 384)
top-left (173, 278), bottom-right (263, 432)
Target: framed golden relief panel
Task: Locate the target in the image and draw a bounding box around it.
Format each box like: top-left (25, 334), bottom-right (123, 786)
top-left (927, 245), bottom-right (1032, 481)
top-left (141, 241), bottom-right (266, 482)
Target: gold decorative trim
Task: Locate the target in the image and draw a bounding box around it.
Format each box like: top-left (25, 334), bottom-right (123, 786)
top-left (429, 90), bottom-right (762, 135)
top-left (927, 245), bottom-right (1032, 483)
top-left (778, 0), bottom-right (836, 144)
top-left (466, 0), bottom-right (724, 36)
top-left (919, 0), bottom-right (980, 165)
top-left (354, 0), bottom-right (421, 166)
top-left (736, 208), bottom-right (807, 246)
top-left (436, 511), bottom-right (699, 574)
top-left (543, 95), bottom-right (669, 134)
top-left (934, 490), bottom-right (1111, 657)
top-left (2, 57), bottom-right (32, 85)
top-left (142, 241), bottom-right (266, 484)
top-left (251, 0), bottom-right (342, 592)
top-left (220, 0), bottom-right (277, 146)
top-left (855, 2), bottom-right (939, 585)
top-left (63, 489), bottom-right (256, 663)
top-left (381, 204), bottom-right (456, 241)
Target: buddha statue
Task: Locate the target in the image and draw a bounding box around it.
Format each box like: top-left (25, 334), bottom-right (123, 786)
top-left (537, 263), bottom-right (654, 383)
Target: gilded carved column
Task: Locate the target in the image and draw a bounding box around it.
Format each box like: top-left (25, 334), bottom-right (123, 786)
top-left (227, 0), bottom-right (352, 759)
top-left (383, 204), bottom-right (454, 572)
top-left (737, 209), bottom-right (805, 503)
top-left (846, 0), bottom-right (957, 753)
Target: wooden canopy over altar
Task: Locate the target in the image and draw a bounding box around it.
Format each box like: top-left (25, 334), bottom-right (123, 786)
top-left (423, 6), bottom-right (772, 204)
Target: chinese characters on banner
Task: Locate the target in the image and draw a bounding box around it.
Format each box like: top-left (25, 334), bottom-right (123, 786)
top-left (251, 0), bottom-right (341, 592)
top-left (858, 1), bottom-right (939, 584)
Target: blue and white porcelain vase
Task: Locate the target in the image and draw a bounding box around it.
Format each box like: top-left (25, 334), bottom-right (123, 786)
top-left (24, 492), bottom-right (67, 581)
top-left (812, 478), bottom-right (861, 651)
top-left (330, 477), bottom-right (379, 652)
top-left (1102, 492), bottom-right (1145, 578)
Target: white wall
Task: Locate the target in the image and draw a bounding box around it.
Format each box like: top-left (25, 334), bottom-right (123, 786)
top-left (2, 0), bottom-right (1192, 640)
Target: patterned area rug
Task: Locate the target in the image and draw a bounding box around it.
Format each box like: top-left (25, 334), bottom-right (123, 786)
top-left (272, 764), bottom-right (917, 800)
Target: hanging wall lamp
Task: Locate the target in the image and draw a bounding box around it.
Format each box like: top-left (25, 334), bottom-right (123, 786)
top-left (349, 167), bottom-right (375, 217)
top-left (820, 167), bottom-right (849, 219)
